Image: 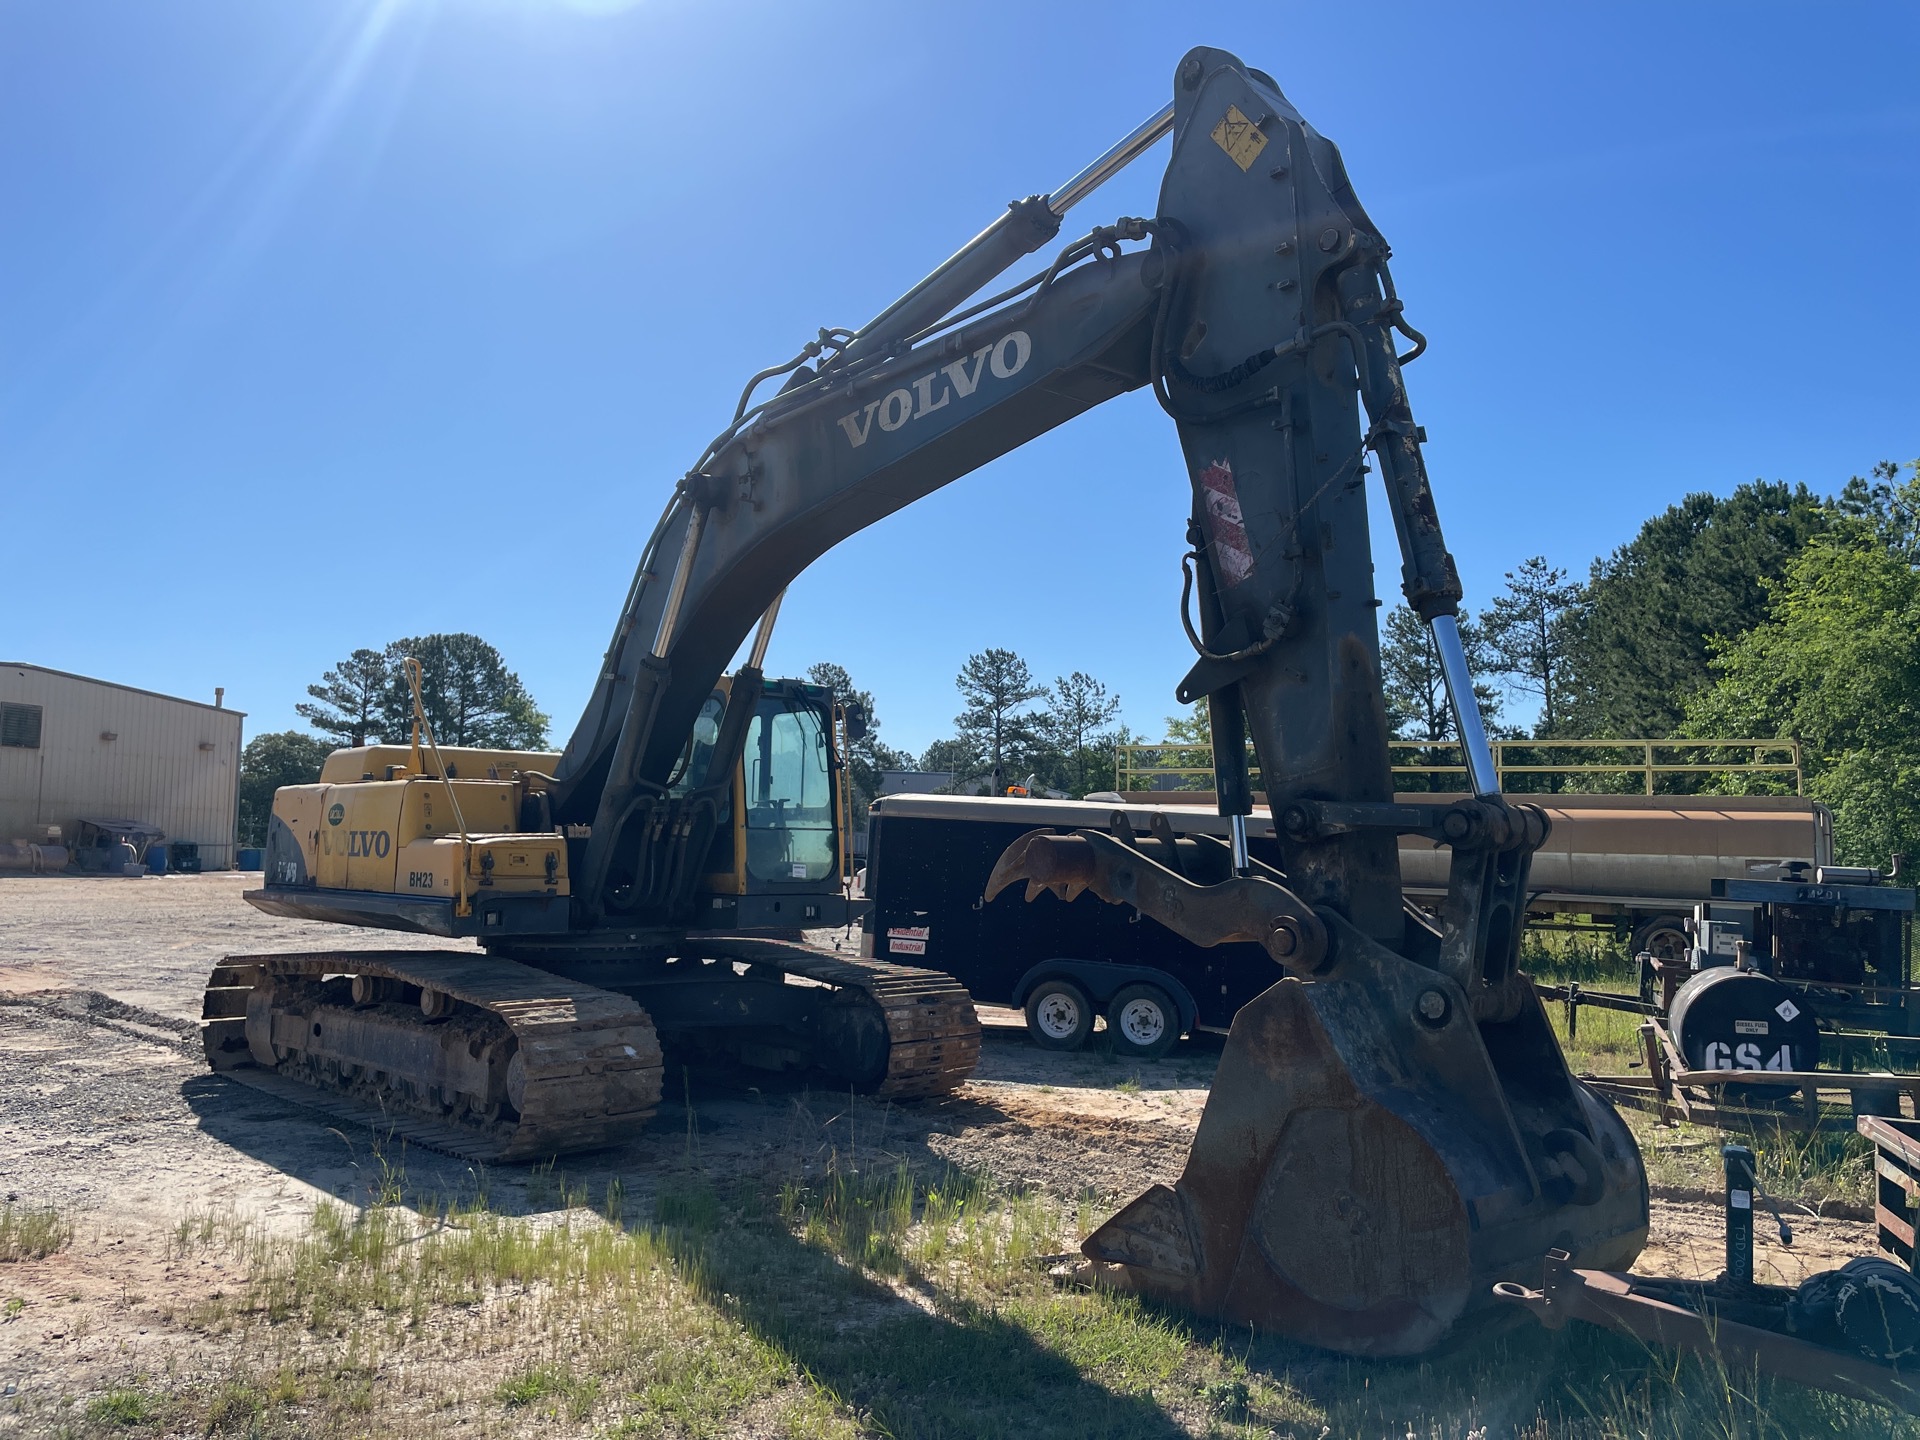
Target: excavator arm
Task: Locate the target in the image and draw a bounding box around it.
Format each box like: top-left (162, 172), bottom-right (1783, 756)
top-left (543, 45), bottom-right (1649, 1353)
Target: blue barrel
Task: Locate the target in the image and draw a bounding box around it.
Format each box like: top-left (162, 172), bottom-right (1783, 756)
top-left (146, 844), bottom-right (168, 874)
top-left (237, 847), bottom-right (264, 871)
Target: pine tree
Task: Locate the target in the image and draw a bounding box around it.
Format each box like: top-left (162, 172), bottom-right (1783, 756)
top-left (296, 648), bottom-right (391, 746)
top-left (378, 634), bottom-right (550, 749)
top-left (1038, 671), bottom-right (1121, 797)
top-left (805, 661), bottom-right (911, 813)
top-left (1484, 558), bottom-right (1584, 736)
top-left (953, 648), bottom-right (1044, 792)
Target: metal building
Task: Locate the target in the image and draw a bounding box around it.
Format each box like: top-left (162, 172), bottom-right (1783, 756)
top-left (0, 662), bottom-right (245, 868)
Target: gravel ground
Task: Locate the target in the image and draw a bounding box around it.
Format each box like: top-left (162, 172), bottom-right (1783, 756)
top-left (0, 871), bottom-right (1887, 1423)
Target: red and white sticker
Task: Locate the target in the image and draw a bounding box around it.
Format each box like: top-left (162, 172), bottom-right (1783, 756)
top-left (887, 925), bottom-right (929, 956)
top-left (1198, 459), bottom-right (1255, 586)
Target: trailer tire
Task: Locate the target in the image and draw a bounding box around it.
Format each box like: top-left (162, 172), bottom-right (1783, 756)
top-left (1631, 914), bottom-right (1690, 965)
top-left (1108, 984), bottom-right (1179, 1060)
top-left (1025, 979), bottom-right (1094, 1051)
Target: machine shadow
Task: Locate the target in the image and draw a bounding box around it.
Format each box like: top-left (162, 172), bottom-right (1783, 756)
top-left (179, 1072), bottom-right (518, 1204)
top-left (974, 1022), bottom-right (1227, 1091)
top-left (177, 1066), bottom-right (1039, 1218)
top-left (645, 1176), bottom-right (1191, 1439)
top-left (180, 1072), bottom-right (1189, 1436)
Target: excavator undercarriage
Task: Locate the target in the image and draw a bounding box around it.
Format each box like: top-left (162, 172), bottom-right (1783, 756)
top-left (202, 941), bottom-right (978, 1162)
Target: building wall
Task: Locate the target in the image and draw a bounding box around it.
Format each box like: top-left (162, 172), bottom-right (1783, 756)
top-left (0, 663), bottom-right (245, 866)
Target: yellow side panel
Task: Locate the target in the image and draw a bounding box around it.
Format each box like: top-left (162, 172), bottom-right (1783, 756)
top-left (397, 779), bottom-right (519, 844)
top-left (467, 837), bottom-right (567, 894)
top-left (395, 835), bottom-right (568, 898)
top-left (312, 783), bottom-right (407, 891)
top-left (313, 786), bottom-right (349, 889)
top-left (396, 839), bottom-right (462, 899)
top-left (319, 745), bottom-right (562, 785)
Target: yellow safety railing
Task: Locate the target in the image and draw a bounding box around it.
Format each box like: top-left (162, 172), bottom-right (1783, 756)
top-left (1114, 738), bottom-right (1804, 797)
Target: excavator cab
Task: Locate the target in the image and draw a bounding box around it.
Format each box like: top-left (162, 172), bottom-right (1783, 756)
top-left (683, 675), bottom-right (857, 931)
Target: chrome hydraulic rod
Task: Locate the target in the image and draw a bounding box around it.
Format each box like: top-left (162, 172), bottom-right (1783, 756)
top-left (1046, 103), bottom-right (1176, 217)
top-left (837, 104), bottom-right (1174, 364)
top-left (744, 589), bottom-right (785, 671)
top-left (649, 503), bottom-right (707, 660)
top-left (1229, 812), bottom-right (1251, 875)
top-left (1429, 613), bottom-right (1500, 797)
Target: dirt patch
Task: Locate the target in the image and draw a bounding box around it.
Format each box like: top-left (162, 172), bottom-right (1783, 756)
top-left (0, 871), bottom-right (1901, 1428)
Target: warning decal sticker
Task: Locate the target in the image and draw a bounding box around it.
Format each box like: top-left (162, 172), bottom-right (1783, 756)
top-left (1198, 459), bottom-right (1256, 586)
top-left (887, 925), bottom-right (929, 957)
top-left (1210, 104), bottom-right (1269, 172)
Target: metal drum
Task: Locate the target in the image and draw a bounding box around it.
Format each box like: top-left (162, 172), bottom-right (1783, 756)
top-left (1669, 966), bottom-right (1819, 1097)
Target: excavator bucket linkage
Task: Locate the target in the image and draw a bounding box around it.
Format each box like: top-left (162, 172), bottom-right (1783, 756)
top-left (990, 801), bottom-right (1648, 1356)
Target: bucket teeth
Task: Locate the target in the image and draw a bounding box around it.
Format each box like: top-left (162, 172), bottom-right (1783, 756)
top-left (1083, 1184), bottom-right (1200, 1281)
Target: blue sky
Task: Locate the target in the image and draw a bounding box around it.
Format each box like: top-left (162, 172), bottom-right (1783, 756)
top-left (4, 0), bottom-right (1917, 756)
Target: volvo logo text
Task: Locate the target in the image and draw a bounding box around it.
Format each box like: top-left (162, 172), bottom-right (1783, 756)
top-left (836, 331), bottom-right (1032, 448)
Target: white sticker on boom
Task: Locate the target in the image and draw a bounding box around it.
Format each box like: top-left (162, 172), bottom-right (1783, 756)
top-left (1730, 1190), bottom-right (1752, 1210)
top-left (1734, 1019), bottom-right (1769, 1035)
top-left (1775, 999), bottom-right (1802, 1022)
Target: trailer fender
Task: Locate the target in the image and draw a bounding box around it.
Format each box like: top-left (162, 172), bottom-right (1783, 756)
top-left (1010, 960), bottom-right (1198, 1037)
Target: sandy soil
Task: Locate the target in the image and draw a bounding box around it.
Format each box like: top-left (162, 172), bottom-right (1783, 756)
top-left (0, 872), bottom-right (1888, 1420)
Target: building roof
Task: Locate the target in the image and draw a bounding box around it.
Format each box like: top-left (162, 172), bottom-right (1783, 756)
top-left (0, 662), bottom-right (248, 717)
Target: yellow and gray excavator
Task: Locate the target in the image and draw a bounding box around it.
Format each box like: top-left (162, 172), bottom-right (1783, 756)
top-left (205, 46), bottom-right (1648, 1355)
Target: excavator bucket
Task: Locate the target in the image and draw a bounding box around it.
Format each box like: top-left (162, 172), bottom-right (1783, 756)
top-left (1083, 933), bottom-right (1647, 1354)
top-left (987, 825), bottom-right (1649, 1356)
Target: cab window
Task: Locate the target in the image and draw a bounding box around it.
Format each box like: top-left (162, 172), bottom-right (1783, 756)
top-left (743, 701), bottom-right (836, 883)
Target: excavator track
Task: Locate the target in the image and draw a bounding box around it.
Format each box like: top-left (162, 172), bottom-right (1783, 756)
top-left (201, 950), bottom-right (663, 1163)
top-left (200, 940), bottom-right (976, 1162)
top-left (696, 935), bottom-right (981, 1098)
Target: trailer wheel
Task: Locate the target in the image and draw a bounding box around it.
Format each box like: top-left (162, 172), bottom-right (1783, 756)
top-left (1630, 914), bottom-right (1690, 965)
top-left (1025, 979), bottom-right (1093, 1051)
top-left (1108, 984), bottom-right (1179, 1059)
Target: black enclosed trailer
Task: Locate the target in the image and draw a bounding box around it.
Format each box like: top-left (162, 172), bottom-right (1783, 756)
top-left (862, 793), bottom-right (1293, 1057)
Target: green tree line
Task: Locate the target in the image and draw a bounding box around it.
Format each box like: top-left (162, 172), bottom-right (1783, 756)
top-left (1376, 459), bottom-right (1918, 865)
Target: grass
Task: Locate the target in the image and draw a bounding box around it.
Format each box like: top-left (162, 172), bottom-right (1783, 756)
top-left (84, 1388), bottom-right (159, 1428)
top-left (29, 1140), bottom-right (1912, 1440)
top-left (0, 1201), bottom-right (72, 1261)
top-left (1629, 1110), bottom-right (1878, 1208)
